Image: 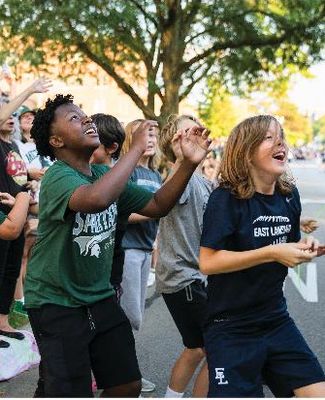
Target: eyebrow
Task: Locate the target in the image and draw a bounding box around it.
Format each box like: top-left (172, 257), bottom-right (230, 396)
top-left (64, 110), bottom-right (86, 118)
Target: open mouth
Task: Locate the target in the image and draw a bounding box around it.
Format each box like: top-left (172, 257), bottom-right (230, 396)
top-left (84, 125), bottom-right (98, 136)
top-left (272, 151), bottom-right (286, 161)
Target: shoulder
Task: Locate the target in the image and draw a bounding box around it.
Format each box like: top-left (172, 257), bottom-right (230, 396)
top-left (206, 186), bottom-right (243, 214)
top-left (285, 185), bottom-right (301, 213)
top-left (291, 186), bottom-right (300, 201)
top-left (209, 186), bottom-right (235, 202)
top-left (42, 161), bottom-right (86, 187)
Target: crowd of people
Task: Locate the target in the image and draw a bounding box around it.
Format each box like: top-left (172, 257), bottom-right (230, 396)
top-left (0, 76), bottom-right (325, 399)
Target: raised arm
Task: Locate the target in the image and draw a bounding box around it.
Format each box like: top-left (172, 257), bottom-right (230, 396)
top-left (137, 126), bottom-right (211, 218)
top-left (68, 120), bottom-right (157, 213)
top-left (0, 192), bottom-right (30, 240)
top-left (0, 78), bottom-right (52, 127)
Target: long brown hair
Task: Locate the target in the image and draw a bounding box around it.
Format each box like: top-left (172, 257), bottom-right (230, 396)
top-left (121, 119), bottom-right (160, 170)
top-left (218, 115), bottom-right (295, 199)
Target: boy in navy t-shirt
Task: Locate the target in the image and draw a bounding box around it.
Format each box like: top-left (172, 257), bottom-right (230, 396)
top-left (200, 115), bottom-right (325, 397)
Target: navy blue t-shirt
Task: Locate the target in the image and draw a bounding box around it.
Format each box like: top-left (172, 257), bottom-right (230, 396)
top-left (200, 186), bottom-right (301, 324)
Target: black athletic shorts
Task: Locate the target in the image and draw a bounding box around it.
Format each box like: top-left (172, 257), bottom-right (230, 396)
top-left (27, 296), bottom-right (141, 397)
top-left (204, 315), bottom-right (325, 398)
top-left (162, 280), bottom-right (208, 349)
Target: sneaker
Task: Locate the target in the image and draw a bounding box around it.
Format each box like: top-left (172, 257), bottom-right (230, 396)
top-left (0, 340), bottom-right (10, 348)
top-left (13, 300), bottom-right (28, 316)
top-left (147, 271), bottom-right (155, 287)
top-left (141, 378), bottom-right (156, 393)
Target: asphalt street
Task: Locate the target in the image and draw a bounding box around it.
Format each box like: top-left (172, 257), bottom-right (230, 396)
top-left (1, 160), bottom-right (325, 398)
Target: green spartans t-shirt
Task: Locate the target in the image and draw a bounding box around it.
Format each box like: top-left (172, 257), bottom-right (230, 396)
top-left (0, 211), bottom-right (7, 225)
top-left (24, 160), bottom-right (153, 308)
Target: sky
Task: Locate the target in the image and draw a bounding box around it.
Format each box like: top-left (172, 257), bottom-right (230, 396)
top-left (288, 61), bottom-right (325, 118)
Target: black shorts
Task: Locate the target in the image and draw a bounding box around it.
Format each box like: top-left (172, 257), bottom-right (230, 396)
top-left (27, 296), bottom-right (141, 397)
top-left (162, 280), bottom-right (208, 349)
top-left (204, 315), bottom-right (325, 398)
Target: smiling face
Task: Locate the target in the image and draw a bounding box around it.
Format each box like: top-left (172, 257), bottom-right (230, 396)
top-left (49, 103), bottom-right (99, 157)
top-left (249, 119), bottom-right (287, 183)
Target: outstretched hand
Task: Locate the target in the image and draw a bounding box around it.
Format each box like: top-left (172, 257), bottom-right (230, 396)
top-left (131, 120), bottom-right (158, 154)
top-left (179, 126), bottom-right (212, 165)
top-left (30, 77), bottom-right (53, 94)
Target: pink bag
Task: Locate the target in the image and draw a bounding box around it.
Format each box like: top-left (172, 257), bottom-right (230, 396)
top-left (0, 330), bottom-right (40, 381)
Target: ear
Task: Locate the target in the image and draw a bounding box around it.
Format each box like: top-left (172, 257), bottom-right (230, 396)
top-left (106, 142), bottom-right (119, 156)
top-left (49, 135), bottom-right (64, 149)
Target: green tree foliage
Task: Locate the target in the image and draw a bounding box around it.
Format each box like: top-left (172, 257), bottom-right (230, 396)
top-left (313, 115), bottom-right (325, 141)
top-left (0, 0), bottom-right (324, 121)
top-left (199, 81), bottom-right (238, 138)
top-left (276, 99), bottom-right (312, 145)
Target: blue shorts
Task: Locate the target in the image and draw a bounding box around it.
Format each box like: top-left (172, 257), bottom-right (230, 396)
top-left (204, 315), bottom-right (325, 398)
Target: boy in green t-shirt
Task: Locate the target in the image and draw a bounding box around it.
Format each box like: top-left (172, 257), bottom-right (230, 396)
top-left (24, 94), bottom-right (211, 398)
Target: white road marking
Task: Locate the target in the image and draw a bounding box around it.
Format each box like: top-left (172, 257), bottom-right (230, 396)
top-left (288, 263), bottom-right (318, 302)
top-left (301, 199), bottom-right (325, 205)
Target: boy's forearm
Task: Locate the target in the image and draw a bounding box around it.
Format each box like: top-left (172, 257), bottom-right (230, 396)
top-left (140, 159), bottom-right (196, 218)
top-left (69, 146), bottom-right (144, 213)
top-left (200, 246), bottom-right (274, 275)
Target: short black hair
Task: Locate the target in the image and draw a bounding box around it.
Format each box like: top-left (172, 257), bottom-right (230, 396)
top-left (31, 94), bottom-right (74, 161)
top-left (91, 113), bottom-right (125, 160)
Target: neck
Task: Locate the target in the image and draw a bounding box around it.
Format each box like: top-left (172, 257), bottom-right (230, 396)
top-left (0, 132), bottom-right (11, 143)
top-left (58, 151), bottom-right (92, 176)
top-left (137, 156), bottom-right (150, 168)
top-left (251, 171), bottom-right (276, 195)
top-left (250, 169), bottom-right (278, 195)
top-left (22, 131), bottom-right (32, 142)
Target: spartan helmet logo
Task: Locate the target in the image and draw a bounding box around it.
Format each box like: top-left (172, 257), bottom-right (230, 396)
top-left (73, 231), bottom-right (111, 258)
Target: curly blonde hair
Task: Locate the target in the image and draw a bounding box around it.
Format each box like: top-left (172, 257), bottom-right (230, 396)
top-left (121, 119), bottom-right (160, 170)
top-left (219, 115), bottom-right (295, 199)
top-left (159, 114), bottom-right (201, 162)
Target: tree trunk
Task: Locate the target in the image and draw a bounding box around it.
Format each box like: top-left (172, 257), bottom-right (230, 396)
top-left (159, 77), bottom-right (181, 124)
top-left (159, 0), bottom-right (183, 124)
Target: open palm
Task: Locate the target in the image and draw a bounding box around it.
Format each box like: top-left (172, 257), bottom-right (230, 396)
top-left (31, 78), bottom-right (53, 93)
top-left (180, 126), bottom-right (211, 165)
